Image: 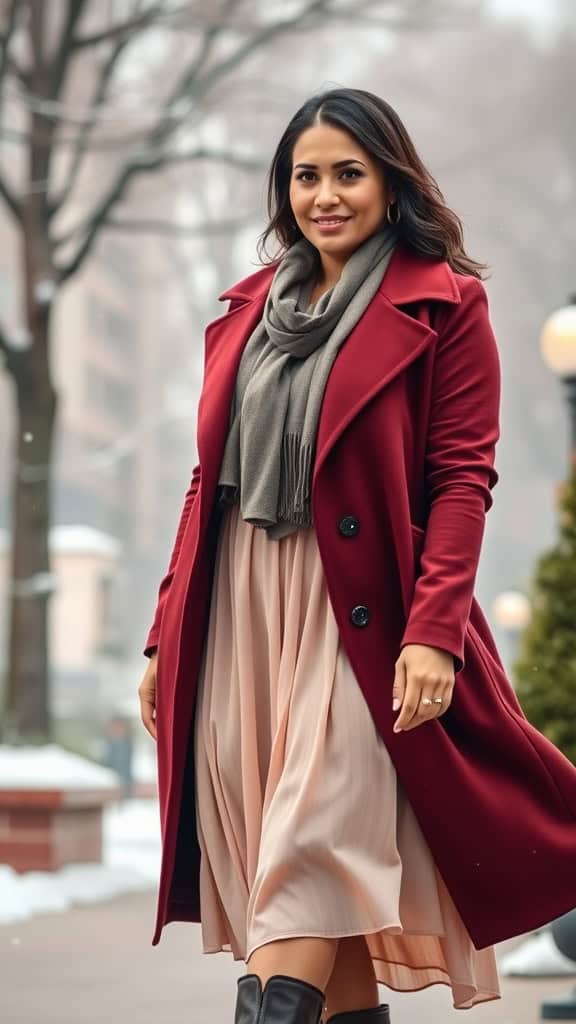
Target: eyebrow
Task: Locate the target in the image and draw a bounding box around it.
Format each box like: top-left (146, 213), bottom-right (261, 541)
top-left (293, 159), bottom-right (367, 170)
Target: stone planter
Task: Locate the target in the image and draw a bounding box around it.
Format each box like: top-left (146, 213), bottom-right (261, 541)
top-left (0, 745), bottom-right (121, 872)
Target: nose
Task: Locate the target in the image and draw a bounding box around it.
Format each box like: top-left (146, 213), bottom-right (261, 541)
top-left (314, 178), bottom-right (341, 208)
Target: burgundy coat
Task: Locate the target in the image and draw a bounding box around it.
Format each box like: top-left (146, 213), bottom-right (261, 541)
top-left (145, 240), bottom-right (576, 950)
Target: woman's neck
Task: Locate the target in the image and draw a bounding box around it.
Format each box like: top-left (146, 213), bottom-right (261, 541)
top-left (306, 250), bottom-right (345, 306)
top-left (317, 256), bottom-right (344, 290)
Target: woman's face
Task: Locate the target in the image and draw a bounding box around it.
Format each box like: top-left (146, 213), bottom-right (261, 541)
top-left (289, 121), bottom-right (392, 267)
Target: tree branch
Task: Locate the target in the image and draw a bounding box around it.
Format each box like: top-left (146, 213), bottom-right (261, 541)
top-left (0, 0), bottom-right (23, 105)
top-left (47, 0), bottom-right (226, 213)
top-left (123, 0), bottom-right (328, 176)
top-left (321, 0), bottom-right (483, 30)
top-left (139, 0), bottom-right (242, 154)
top-left (49, 21), bottom-right (137, 215)
top-left (98, 212), bottom-right (257, 237)
top-left (172, 0), bottom-right (332, 108)
top-left (71, 0), bottom-right (311, 212)
top-left (0, 319), bottom-right (9, 356)
top-left (70, 2), bottom-right (168, 49)
top-left (0, 170), bottom-right (22, 223)
top-left (0, 0), bottom-right (17, 164)
top-left (54, 0), bottom-right (421, 283)
top-left (53, 1), bottom-right (337, 282)
top-left (0, 0), bottom-right (18, 75)
top-left (50, 0), bottom-right (89, 97)
top-left (0, 116), bottom-right (179, 150)
top-left (54, 146), bottom-right (265, 263)
top-left (3, 48), bottom-right (27, 84)
top-left (55, 163), bottom-right (133, 281)
top-left (0, 118), bottom-right (219, 164)
top-left (0, 0), bottom-right (28, 80)
top-left (0, 318), bottom-right (22, 376)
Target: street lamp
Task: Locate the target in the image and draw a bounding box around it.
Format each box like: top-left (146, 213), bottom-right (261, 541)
top-left (538, 295), bottom-right (576, 1020)
top-left (540, 295), bottom-right (576, 455)
top-left (491, 590), bottom-right (531, 680)
top-left (492, 590), bottom-right (531, 631)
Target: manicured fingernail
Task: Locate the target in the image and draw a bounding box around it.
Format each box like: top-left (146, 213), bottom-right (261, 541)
top-left (393, 724), bottom-right (402, 733)
top-left (392, 698), bottom-right (400, 711)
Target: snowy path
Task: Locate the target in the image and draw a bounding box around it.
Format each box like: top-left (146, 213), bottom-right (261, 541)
top-left (0, 799), bottom-right (161, 926)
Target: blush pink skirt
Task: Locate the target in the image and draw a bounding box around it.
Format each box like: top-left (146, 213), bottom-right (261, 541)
top-left (193, 502), bottom-right (501, 1009)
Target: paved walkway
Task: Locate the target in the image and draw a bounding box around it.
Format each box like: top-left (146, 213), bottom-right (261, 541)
top-left (1, 891), bottom-right (573, 1023)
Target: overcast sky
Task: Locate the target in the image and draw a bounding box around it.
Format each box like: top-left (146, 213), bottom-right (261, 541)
top-left (487, 0), bottom-right (571, 43)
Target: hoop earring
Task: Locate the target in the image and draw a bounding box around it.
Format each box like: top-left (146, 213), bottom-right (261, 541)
top-left (386, 201), bottom-right (400, 225)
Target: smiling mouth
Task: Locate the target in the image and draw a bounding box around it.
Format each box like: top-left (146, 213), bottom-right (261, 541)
top-left (313, 216), bottom-right (351, 223)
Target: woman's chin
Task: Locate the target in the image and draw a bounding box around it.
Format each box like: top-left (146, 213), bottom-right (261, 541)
top-left (307, 235), bottom-right (356, 255)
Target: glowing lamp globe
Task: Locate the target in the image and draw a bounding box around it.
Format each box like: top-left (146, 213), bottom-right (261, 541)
top-left (540, 300), bottom-right (576, 377)
top-left (492, 590), bottom-right (531, 632)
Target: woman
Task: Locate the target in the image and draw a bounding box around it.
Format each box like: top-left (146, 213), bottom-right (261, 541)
top-left (138, 88), bottom-right (576, 1024)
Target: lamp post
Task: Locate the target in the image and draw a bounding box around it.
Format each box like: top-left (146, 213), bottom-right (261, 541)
top-left (539, 295), bottom-right (576, 1020)
top-left (491, 590), bottom-right (531, 681)
top-left (540, 295), bottom-right (576, 459)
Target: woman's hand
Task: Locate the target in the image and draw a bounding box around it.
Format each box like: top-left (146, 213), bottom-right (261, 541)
top-left (138, 652), bottom-right (158, 741)
top-left (392, 643), bottom-right (455, 733)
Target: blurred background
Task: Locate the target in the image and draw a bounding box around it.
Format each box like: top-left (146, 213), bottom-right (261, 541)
top-left (1, 0), bottom-right (575, 753)
top-left (0, 2), bottom-right (575, 1021)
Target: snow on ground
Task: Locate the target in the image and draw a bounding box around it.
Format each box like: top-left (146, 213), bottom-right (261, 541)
top-left (499, 929), bottom-right (576, 977)
top-left (0, 797), bottom-right (161, 926)
top-left (0, 744), bottom-right (161, 926)
top-left (0, 743), bottom-right (120, 790)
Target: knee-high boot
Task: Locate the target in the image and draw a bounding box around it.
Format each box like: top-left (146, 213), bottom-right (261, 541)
top-left (234, 973), bottom-right (325, 1024)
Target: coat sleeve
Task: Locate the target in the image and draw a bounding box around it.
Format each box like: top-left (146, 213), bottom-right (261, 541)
top-left (400, 276), bottom-right (501, 673)
top-left (143, 462), bottom-right (201, 658)
top-left (142, 295), bottom-right (241, 659)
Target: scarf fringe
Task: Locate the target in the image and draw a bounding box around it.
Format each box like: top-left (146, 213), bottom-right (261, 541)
top-left (277, 433), bottom-right (313, 525)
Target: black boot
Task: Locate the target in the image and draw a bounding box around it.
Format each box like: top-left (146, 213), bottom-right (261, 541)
top-left (235, 973), bottom-right (325, 1024)
top-left (326, 1006), bottom-right (390, 1023)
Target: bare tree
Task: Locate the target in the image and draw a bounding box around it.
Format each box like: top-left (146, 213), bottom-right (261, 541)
top-left (0, 0), bottom-right (477, 742)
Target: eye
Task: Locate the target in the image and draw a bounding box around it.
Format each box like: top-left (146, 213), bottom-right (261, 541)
top-left (293, 166), bottom-right (360, 183)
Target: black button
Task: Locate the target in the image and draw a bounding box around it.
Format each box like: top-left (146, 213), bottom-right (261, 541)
top-left (338, 515), bottom-right (360, 537)
top-left (350, 604), bottom-right (370, 627)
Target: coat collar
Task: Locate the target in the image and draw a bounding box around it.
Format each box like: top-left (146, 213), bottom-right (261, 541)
top-left (218, 240), bottom-right (462, 308)
top-left (197, 240), bottom-right (461, 500)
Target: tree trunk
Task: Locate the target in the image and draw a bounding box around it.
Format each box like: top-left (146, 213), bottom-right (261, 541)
top-left (2, 11), bottom-right (60, 743)
top-left (3, 313), bottom-right (57, 744)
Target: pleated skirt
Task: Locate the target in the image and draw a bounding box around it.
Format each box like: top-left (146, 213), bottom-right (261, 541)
top-left (193, 502), bottom-right (501, 1009)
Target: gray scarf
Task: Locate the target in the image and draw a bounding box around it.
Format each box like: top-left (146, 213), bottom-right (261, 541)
top-left (217, 223), bottom-right (399, 538)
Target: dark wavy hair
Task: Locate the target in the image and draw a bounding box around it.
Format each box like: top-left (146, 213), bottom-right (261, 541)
top-left (256, 87), bottom-right (488, 280)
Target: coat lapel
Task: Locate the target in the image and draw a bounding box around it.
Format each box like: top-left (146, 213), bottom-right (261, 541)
top-left (313, 292), bottom-right (435, 480)
top-left (196, 292), bottom-right (267, 477)
top-left (313, 243), bottom-right (461, 477)
top-left (198, 243), bottom-right (461, 484)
